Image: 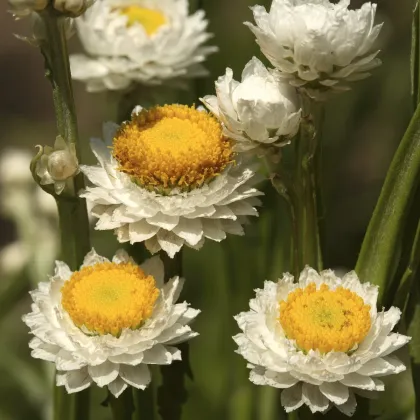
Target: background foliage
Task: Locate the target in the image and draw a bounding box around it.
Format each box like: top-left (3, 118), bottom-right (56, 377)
top-left (0, 0), bottom-right (416, 419)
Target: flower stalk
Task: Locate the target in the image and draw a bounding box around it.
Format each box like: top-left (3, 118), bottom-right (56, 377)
top-left (109, 390), bottom-right (135, 420)
top-left (157, 251), bottom-right (192, 420)
top-left (38, 8), bottom-right (91, 420)
top-left (293, 114), bottom-right (322, 273)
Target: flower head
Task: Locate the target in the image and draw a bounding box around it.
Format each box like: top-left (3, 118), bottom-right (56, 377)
top-left (36, 136), bottom-right (79, 195)
top-left (245, 0), bottom-right (383, 100)
top-left (80, 104), bottom-right (263, 257)
top-left (234, 267), bottom-right (410, 415)
top-left (70, 0), bottom-right (217, 92)
top-left (202, 57), bottom-right (301, 154)
top-left (23, 249), bottom-right (199, 396)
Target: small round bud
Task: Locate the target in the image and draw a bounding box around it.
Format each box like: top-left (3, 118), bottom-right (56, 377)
top-left (47, 150), bottom-right (78, 181)
top-left (35, 136), bottom-right (79, 195)
top-left (53, 0), bottom-right (92, 17)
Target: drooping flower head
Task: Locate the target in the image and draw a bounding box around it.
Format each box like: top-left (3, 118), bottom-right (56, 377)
top-left (70, 0), bottom-right (217, 92)
top-left (245, 0), bottom-right (383, 99)
top-left (80, 105), bottom-right (263, 257)
top-left (202, 57), bottom-right (301, 154)
top-left (234, 268), bottom-right (410, 415)
top-left (23, 249), bottom-right (199, 396)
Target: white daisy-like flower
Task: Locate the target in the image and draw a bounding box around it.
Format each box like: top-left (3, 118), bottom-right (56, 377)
top-left (79, 104), bottom-right (263, 258)
top-left (70, 0), bottom-right (217, 92)
top-left (202, 57), bottom-right (301, 153)
top-left (245, 0), bottom-right (383, 100)
top-left (23, 248), bottom-right (199, 396)
top-left (234, 267), bottom-right (410, 416)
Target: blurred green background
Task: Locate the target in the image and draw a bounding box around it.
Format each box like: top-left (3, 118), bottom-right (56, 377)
top-left (0, 0), bottom-right (416, 419)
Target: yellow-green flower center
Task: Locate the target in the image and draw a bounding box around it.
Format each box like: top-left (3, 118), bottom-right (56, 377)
top-left (279, 283), bottom-right (371, 353)
top-left (119, 6), bottom-right (167, 35)
top-left (113, 104), bottom-right (234, 192)
top-left (61, 262), bottom-right (159, 336)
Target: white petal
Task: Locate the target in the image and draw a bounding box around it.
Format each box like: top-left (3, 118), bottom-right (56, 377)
top-left (141, 255), bottom-right (164, 288)
top-left (129, 220), bottom-right (160, 243)
top-left (142, 344), bottom-right (173, 365)
top-left (336, 391), bottom-right (357, 417)
top-left (302, 383), bottom-right (329, 413)
top-left (281, 383), bottom-right (304, 413)
top-left (340, 373), bottom-right (377, 390)
top-left (108, 377), bottom-right (128, 398)
top-left (88, 361), bottom-right (119, 387)
top-left (120, 364), bottom-right (151, 390)
top-left (157, 230), bottom-right (185, 258)
top-left (82, 248), bottom-right (109, 267)
top-left (357, 356), bottom-right (405, 377)
top-left (319, 382), bottom-right (349, 405)
top-left (112, 249), bottom-right (132, 264)
top-left (60, 368), bottom-right (92, 394)
top-left (146, 214), bottom-right (180, 230)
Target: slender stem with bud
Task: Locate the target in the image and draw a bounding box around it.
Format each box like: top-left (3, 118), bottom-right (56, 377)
top-left (37, 9), bottom-right (91, 420)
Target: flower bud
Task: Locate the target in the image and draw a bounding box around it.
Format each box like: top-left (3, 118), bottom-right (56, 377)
top-left (202, 57), bottom-right (301, 154)
top-left (35, 136), bottom-right (79, 195)
top-left (53, 0), bottom-right (92, 17)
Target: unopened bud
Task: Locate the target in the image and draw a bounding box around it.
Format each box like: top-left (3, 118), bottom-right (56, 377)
top-left (53, 0), bottom-right (93, 17)
top-left (35, 136), bottom-right (79, 195)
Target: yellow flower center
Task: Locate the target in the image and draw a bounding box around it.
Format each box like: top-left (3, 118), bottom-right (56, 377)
top-left (113, 105), bottom-right (234, 192)
top-left (279, 283), bottom-right (371, 354)
top-left (119, 6), bottom-right (167, 35)
top-left (61, 262), bottom-right (159, 336)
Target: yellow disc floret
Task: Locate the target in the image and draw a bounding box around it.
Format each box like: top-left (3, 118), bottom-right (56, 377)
top-left (119, 6), bottom-right (167, 35)
top-left (279, 283), bottom-right (371, 354)
top-left (113, 105), bottom-right (234, 192)
top-left (61, 262), bottom-right (159, 336)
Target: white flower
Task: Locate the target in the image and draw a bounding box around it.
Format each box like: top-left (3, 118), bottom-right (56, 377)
top-left (70, 0), bottom-right (217, 92)
top-left (202, 57), bottom-right (301, 153)
top-left (23, 249), bottom-right (200, 396)
top-left (8, 0), bottom-right (48, 18)
top-left (234, 267), bottom-right (410, 416)
top-left (245, 0), bottom-right (383, 99)
top-left (80, 104), bottom-right (263, 258)
top-left (36, 136), bottom-right (80, 195)
top-left (0, 148), bottom-right (32, 184)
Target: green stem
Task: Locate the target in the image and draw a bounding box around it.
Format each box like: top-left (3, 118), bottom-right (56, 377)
top-left (157, 251), bottom-right (192, 420)
top-left (294, 118), bottom-right (322, 273)
top-left (355, 102), bottom-right (420, 305)
top-left (40, 9), bottom-right (91, 420)
top-left (133, 383), bottom-right (156, 420)
top-left (109, 390), bottom-right (135, 420)
top-left (54, 386), bottom-right (73, 420)
top-left (393, 217), bottom-right (420, 311)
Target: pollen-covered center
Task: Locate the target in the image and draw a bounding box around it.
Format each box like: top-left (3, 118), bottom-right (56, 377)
top-left (119, 6), bottom-right (167, 35)
top-left (279, 283), bottom-right (371, 353)
top-left (113, 105), bottom-right (234, 192)
top-left (61, 262), bottom-right (159, 336)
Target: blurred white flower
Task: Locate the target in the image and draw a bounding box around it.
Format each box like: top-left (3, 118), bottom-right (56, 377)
top-left (234, 267), bottom-right (410, 415)
top-left (0, 148), bottom-right (32, 185)
top-left (36, 136), bottom-right (79, 195)
top-left (0, 242), bottom-right (29, 276)
top-left (8, 0), bottom-right (48, 17)
top-left (70, 0), bottom-right (217, 92)
top-left (202, 57), bottom-right (301, 153)
top-left (80, 104), bottom-right (263, 257)
top-left (245, 0), bottom-right (383, 99)
top-left (23, 249), bottom-right (199, 396)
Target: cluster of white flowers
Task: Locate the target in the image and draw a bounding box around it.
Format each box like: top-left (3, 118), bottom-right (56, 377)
top-left (19, 0), bottom-right (408, 417)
